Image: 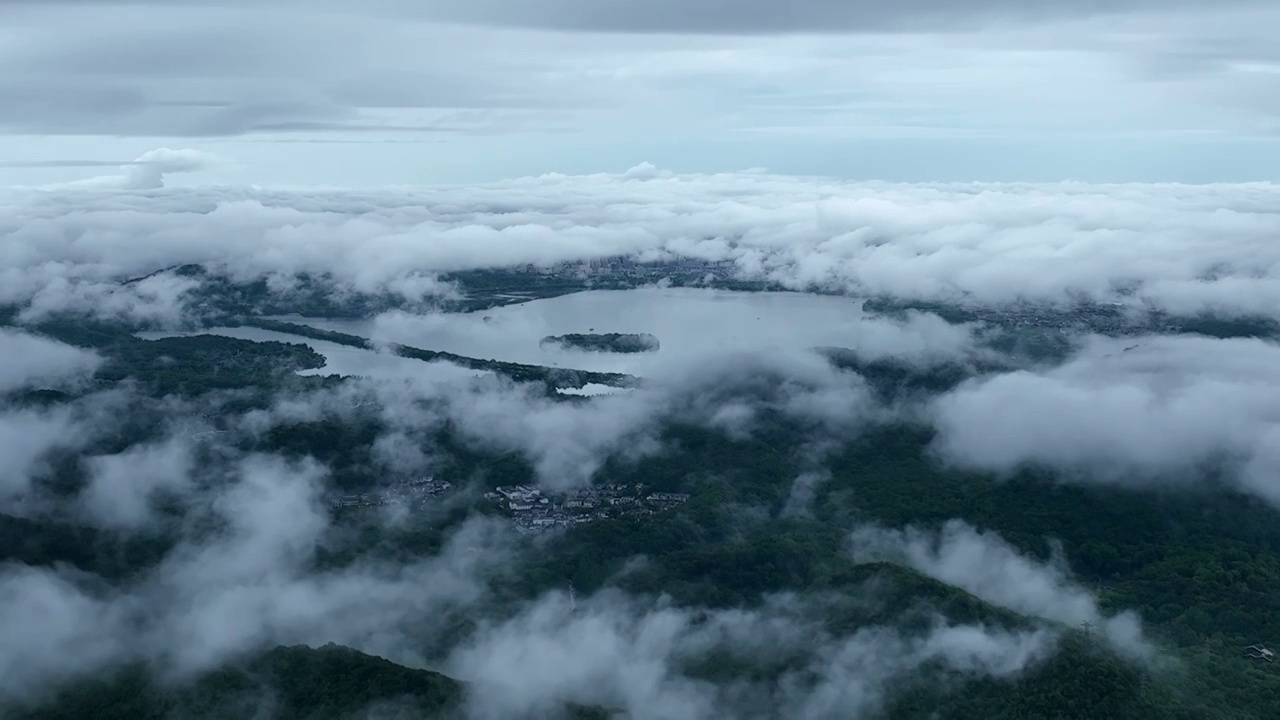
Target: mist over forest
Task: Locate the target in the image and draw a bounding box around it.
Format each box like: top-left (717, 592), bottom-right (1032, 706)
top-left (2, 163), bottom-right (1278, 719)
top-left (5, 0), bottom-right (1280, 715)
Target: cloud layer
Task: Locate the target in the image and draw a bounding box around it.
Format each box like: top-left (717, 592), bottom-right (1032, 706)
top-left (4, 169), bottom-right (1279, 324)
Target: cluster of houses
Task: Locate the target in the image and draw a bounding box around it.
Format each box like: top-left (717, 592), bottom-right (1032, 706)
top-left (514, 256), bottom-right (736, 280)
top-left (484, 483), bottom-right (691, 534)
top-left (972, 304), bottom-right (1142, 333)
top-left (329, 476), bottom-right (454, 511)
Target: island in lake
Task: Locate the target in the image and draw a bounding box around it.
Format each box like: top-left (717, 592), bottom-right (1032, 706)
top-left (540, 332), bottom-right (660, 353)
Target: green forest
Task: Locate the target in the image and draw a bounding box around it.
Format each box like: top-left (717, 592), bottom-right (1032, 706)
top-left (540, 333), bottom-right (661, 354)
top-left (3, 310), bottom-right (1279, 719)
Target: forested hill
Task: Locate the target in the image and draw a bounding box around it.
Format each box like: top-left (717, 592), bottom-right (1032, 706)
top-left (540, 333), bottom-right (661, 353)
top-left (12, 644), bottom-right (617, 720)
top-left (8, 315), bottom-right (327, 398)
top-left (11, 644), bottom-right (464, 720)
top-left (9, 637), bottom-right (1178, 720)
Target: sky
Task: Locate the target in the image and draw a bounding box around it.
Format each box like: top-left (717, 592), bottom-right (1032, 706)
top-left (2, 0), bottom-right (1280, 185)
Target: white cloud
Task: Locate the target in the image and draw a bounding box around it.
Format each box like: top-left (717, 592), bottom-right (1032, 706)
top-left (0, 401), bottom-right (107, 515)
top-left (0, 566), bottom-right (138, 701)
top-left (929, 334), bottom-right (1280, 503)
top-left (15, 270), bottom-right (201, 327)
top-left (79, 436), bottom-right (196, 530)
top-left (850, 519), bottom-right (1151, 660)
top-left (1, 3), bottom-right (1277, 153)
top-left (53, 148), bottom-right (224, 191)
top-left (788, 622), bottom-right (1052, 720)
top-left (3, 171), bottom-right (1278, 325)
top-left (449, 589), bottom-right (1055, 720)
top-left (0, 328), bottom-right (100, 393)
top-left (0, 414), bottom-right (1060, 716)
top-left (238, 343), bottom-right (879, 491)
top-left (1, 3), bottom-right (1279, 187)
top-left (0, 454), bottom-right (511, 701)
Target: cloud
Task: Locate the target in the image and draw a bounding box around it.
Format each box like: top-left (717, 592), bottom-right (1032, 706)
top-left (418, 0), bottom-right (1262, 35)
top-left (450, 592), bottom-right (719, 719)
top-left (53, 148), bottom-right (224, 190)
top-left (15, 272), bottom-right (201, 327)
top-left (0, 388), bottom-right (142, 517)
top-left (0, 328), bottom-right (100, 394)
top-left (782, 470), bottom-right (831, 518)
top-left (447, 350), bottom-right (880, 489)
top-left (850, 519), bottom-right (1152, 660)
top-left (3, 171), bottom-right (1278, 325)
top-left (0, 453), bottom-right (512, 703)
top-left (0, 0), bottom-right (1278, 183)
top-left (786, 622), bottom-right (1051, 720)
top-left (929, 334), bottom-right (1280, 504)
top-left (0, 565), bottom-right (138, 703)
top-left (78, 436), bottom-right (196, 531)
top-left (0, 406), bottom-right (84, 515)
top-left (224, 293), bottom-right (976, 496)
top-left (124, 148), bottom-right (224, 188)
top-left (237, 341), bottom-right (880, 491)
top-left (0, 367), bottom-right (1042, 715)
top-left (449, 589), bottom-right (1054, 719)
top-left (0, 160), bottom-right (148, 169)
top-left (8, 414), bottom-right (1057, 719)
top-left (0, 5), bottom-right (561, 138)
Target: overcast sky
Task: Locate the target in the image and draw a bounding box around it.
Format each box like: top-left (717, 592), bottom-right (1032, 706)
top-left (1, 0), bottom-right (1279, 185)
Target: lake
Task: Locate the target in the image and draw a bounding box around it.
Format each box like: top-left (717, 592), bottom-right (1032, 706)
top-left (273, 288), bottom-right (968, 377)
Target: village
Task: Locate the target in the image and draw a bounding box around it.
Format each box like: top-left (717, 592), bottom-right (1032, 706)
top-left (329, 475), bottom-right (454, 511)
top-left (484, 483), bottom-right (691, 534)
top-left (514, 256), bottom-right (737, 280)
